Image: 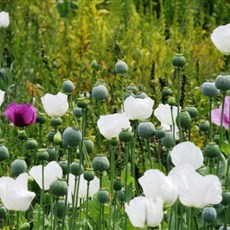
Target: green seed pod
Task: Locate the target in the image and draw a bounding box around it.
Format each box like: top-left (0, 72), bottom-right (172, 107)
top-left (126, 84), bottom-right (138, 94)
top-left (92, 154), bottom-right (110, 172)
top-left (62, 80), bottom-right (75, 93)
top-left (172, 54), bottom-right (186, 67)
top-left (202, 207), bottom-right (217, 224)
top-left (0, 206), bottom-right (6, 219)
top-left (70, 160), bottom-right (84, 176)
top-left (50, 117), bottom-right (62, 127)
top-left (53, 199), bottom-right (66, 219)
top-left (47, 130), bottom-right (56, 143)
top-left (134, 92), bottom-right (148, 99)
top-left (53, 131), bottom-right (62, 145)
top-left (18, 130), bottom-right (27, 141)
top-left (113, 179), bottom-right (123, 191)
top-left (215, 74), bottom-right (230, 91)
top-left (44, 192), bottom-right (51, 204)
top-left (59, 160), bottom-right (68, 176)
top-left (97, 189), bottom-right (110, 204)
top-left (92, 83), bottom-right (108, 100)
top-left (201, 82), bottom-right (219, 97)
top-left (0, 145), bottom-right (9, 161)
top-left (176, 110), bottom-right (191, 130)
top-left (62, 127), bottom-right (82, 148)
top-left (36, 112), bottom-right (46, 124)
top-left (47, 147), bottom-right (57, 161)
top-left (161, 132), bottom-right (175, 149)
top-left (168, 96), bottom-right (176, 106)
top-left (83, 138), bottom-right (94, 154)
top-left (116, 189), bottom-right (125, 202)
top-left (72, 106), bottom-right (82, 118)
top-left (25, 138), bottom-right (38, 150)
top-left (162, 87), bottom-right (172, 97)
top-left (221, 191), bottom-right (230, 206)
top-left (110, 137), bottom-right (119, 147)
top-left (213, 135), bottom-right (220, 145)
top-left (91, 59), bottom-right (99, 70)
top-left (84, 168), bottom-right (95, 182)
top-left (115, 60), bottom-right (128, 74)
top-left (19, 223), bottom-right (30, 230)
top-left (154, 128), bottom-right (166, 139)
top-left (119, 130), bottom-right (133, 143)
top-left (199, 120), bottom-right (210, 133)
top-left (203, 142), bottom-right (221, 159)
top-left (36, 148), bottom-right (49, 162)
top-left (185, 105), bottom-right (198, 119)
top-left (77, 98), bottom-right (89, 109)
top-left (11, 159), bottom-right (27, 177)
top-left (137, 121), bottom-right (155, 139)
top-left (50, 178), bottom-right (68, 197)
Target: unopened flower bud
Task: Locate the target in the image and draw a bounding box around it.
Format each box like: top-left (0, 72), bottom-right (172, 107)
top-left (110, 137), bottom-right (118, 146)
top-left (115, 60), bottom-right (128, 74)
top-left (91, 59), bottom-right (99, 70)
top-left (62, 80), bottom-right (75, 93)
top-left (0, 145), bottom-right (9, 161)
top-left (62, 127), bottom-right (82, 148)
top-left (92, 154), bottom-right (110, 172)
top-left (113, 179), bottom-right (123, 191)
top-left (116, 189), bottom-right (125, 202)
top-left (84, 168), bottom-right (95, 182)
top-left (50, 178), bottom-right (68, 197)
top-left (97, 189), bottom-right (110, 204)
top-left (168, 97), bottom-right (176, 106)
top-left (47, 130), bottom-right (56, 143)
top-left (137, 121), bottom-right (155, 139)
top-left (11, 158), bottom-right (27, 176)
top-left (202, 207), bottom-right (217, 224)
top-left (53, 131), bottom-right (62, 145)
top-left (70, 160), bottom-right (84, 176)
top-left (162, 87), bottom-right (172, 97)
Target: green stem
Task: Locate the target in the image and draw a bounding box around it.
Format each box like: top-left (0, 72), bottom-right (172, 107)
top-left (124, 142), bottom-right (129, 230)
top-left (50, 194), bottom-right (54, 230)
top-left (189, 207), bottom-right (194, 230)
top-left (176, 67), bottom-right (182, 142)
top-left (85, 181), bottom-right (90, 230)
top-left (41, 163), bottom-right (45, 230)
top-left (226, 159), bottom-right (230, 190)
top-left (121, 75), bottom-right (125, 111)
top-left (209, 98), bottom-right (213, 141)
top-left (170, 106), bottom-right (176, 143)
top-left (220, 92), bottom-right (226, 146)
top-left (16, 212), bottom-right (19, 230)
top-left (146, 139), bottom-right (153, 168)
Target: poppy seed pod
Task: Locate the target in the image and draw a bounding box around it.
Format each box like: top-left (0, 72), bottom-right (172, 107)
top-left (97, 189), bottom-right (110, 204)
top-left (115, 60), bottom-right (128, 74)
top-left (201, 82), bottom-right (219, 97)
top-left (162, 87), bottom-right (172, 97)
top-left (155, 127), bottom-right (166, 139)
top-left (62, 80), bottom-right (75, 93)
top-left (116, 189), bottom-right (125, 202)
top-left (137, 121), bottom-right (155, 139)
top-left (0, 206), bottom-right (6, 220)
top-left (161, 132), bottom-right (175, 148)
top-left (50, 178), bottom-right (68, 197)
top-left (47, 130), bottom-right (56, 143)
top-left (185, 105), bottom-right (198, 119)
top-left (11, 159), bottom-right (27, 176)
top-left (70, 161), bottom-right (84, 176)
top-left (92, 154), bottom-right (110, 172)
top-left (199, 120), bottom-right (210, 133)
top-left (203, 142), bottom-right (221, 159)
top-left (221, 191), bottom-right (230, 206)
top-left (83, 168), bottom-right (95, 182)
top-left (0, 145), bottom-right (9, 161)
top-left (83, 138), bottom-right (94, 154)
top-left (50, 117), bottom-right (62, 127)
top-left (62, 127), bottom-right (82, 148)
top-left (72, 106), bottom-right (82, 118)
top-left (77, 98), bottom-right (89, 109)
top-left (202, 207), bottom-right (217, 224)
top-left (36, 148), bottom-right (49, 162)
top-left (59, 160), bottom-right (68, 176)
top-left (92, 82), bottom-right (108, 100)
top-left (126, 84), bottom-right (138, 94)
top-left (25, 138), bottom-right (38, 150)
top-left (18, 130), bottom-right (27, 141)
top-left (167, 96), bottom-right (176, 106)
top-left (215, 74), bottom-right (230, 91)
top-left (113, 179), bottom-right (123, 191)
top-left (36, 112), bottom-right (46, 124)
top-left (119, 129), bottom-right (133, 143)
top-left (110, 137), bottom-right (119, 146)
top-left (176, 110), bottom-right (191, 130)
top-left (53, 199), bottom-right (66, 219)
top-left (172, 54), bottom-right (186, 67)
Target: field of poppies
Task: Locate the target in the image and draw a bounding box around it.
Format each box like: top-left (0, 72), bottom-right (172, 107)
top-left (0, 0), bottom-right (230, 230)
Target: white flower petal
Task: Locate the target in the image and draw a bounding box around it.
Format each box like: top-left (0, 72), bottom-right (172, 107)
top-left (0, 12), bottom-right (9, 28)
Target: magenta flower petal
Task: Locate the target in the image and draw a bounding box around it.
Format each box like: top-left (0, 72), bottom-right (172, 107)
top-left (4, 103), bottom-right (37, 127)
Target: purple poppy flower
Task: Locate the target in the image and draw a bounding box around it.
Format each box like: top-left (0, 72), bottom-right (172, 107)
top-left (4, 103), bottom-right (37, 127)
top-left (211, 96), bottom-right (230, 129)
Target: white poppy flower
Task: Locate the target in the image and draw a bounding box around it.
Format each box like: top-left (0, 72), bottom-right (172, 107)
top-left (41, 92), bottom-right (69, 117)
top-left (0, 173), bottom-right (35, 211)
top-left (0, 90), bottom-right (5, 106)
top-left (211, 24), bottom-right (230, 54)
top-left (123, 95), bottom-right (154, 120)
top-left (0, 12), bottom-right (9, 28)
top-left (168, 165), bottom-right (222, 208)
top-left (29, 161), bottom-right (63, 190)
top-left (68, 173), bottom-right (99, 204)
top-left (138, 169), bottom-right (178, 207)
top-left (125, 196), bottom-right (163, 228)
top-left (97, 113), bottom-right (131, 139)
top-left (170, 141), bottom-right (203, 170)
top-left (154, 104), bottom-right (178, 126)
